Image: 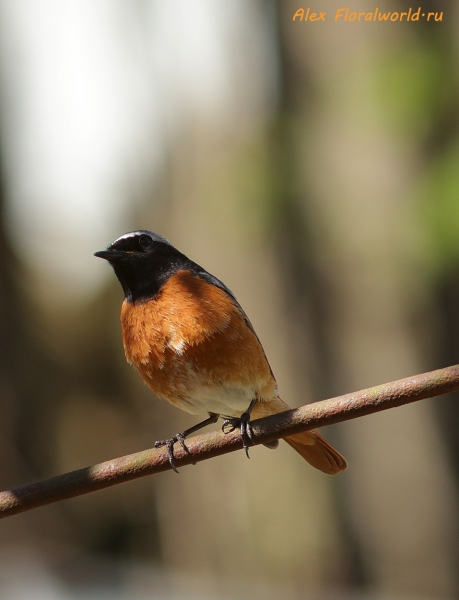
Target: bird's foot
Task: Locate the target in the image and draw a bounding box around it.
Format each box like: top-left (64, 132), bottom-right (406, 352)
top-left (222, 411), bottom-right (255, 458)
top-left (154, 433), bottom-right (189, 473)
top-left (154, 413), bottom-right (220, 472)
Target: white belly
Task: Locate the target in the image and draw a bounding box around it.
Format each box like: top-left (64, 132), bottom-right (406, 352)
top-left (172, 382), bottom-right (257, 418)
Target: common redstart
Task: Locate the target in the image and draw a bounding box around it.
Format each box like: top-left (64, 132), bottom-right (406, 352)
top-left (95, 231), bottom-right (347, 474)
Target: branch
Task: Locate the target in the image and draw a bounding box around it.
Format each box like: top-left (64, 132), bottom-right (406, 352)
top-left (1, 364), bottom-right (459, 520)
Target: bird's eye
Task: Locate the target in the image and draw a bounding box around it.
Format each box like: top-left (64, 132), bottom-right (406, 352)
top-left (139, 235), bottom-right (152, 250)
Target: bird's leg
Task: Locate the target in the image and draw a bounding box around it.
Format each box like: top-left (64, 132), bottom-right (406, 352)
top-left (155, 412), bottom-right (220, 473)
top-left (222, 399), bottom-right (258, 458)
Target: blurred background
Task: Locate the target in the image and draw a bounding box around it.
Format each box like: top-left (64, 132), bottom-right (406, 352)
top-left (0, 0), bottom-right (457, 598)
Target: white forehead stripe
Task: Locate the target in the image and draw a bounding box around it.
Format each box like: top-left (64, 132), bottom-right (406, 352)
top-left (115, 231), bottom-right (140, 241)
top-left (113, 230), bottom-right (172, 246)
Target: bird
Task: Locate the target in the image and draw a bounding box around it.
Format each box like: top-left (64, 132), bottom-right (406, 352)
top-left (95, 230), bottom-right (347, 474)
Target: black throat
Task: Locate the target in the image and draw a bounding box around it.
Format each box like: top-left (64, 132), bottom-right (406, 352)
top-left (112, 244), bottom-right (197, 304)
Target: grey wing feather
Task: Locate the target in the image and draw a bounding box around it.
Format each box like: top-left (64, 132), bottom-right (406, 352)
top-left (197, 270), bottom-right (276, 381)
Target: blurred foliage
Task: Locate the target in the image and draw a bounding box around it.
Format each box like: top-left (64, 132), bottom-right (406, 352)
top-left (375, 38), bottom-right (455, 138)
top-left (372, 33), bottom-right (459, 275)
top-left (420, 142), bottom-right (459, 273)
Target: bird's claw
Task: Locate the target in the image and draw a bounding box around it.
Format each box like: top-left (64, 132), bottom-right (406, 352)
top-left (222, 411), bottom-right (255, 458)
top-left (154, 433), bottom-right (189, 473)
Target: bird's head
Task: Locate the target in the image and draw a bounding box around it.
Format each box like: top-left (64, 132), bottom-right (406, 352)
top-left (95, 230), bottom-right (190, 302)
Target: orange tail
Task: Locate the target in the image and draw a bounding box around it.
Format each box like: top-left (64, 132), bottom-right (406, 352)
top-left (284, 430), bottom-right (347, 475)
top-left (253, 397), bottom-right (347, 475)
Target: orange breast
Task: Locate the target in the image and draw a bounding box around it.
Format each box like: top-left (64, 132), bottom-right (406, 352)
top-left (120, 270), bottom-right (277, 414)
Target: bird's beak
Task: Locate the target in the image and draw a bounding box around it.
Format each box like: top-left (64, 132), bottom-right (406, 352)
top-left (94, 249), bottom-right (126, 261)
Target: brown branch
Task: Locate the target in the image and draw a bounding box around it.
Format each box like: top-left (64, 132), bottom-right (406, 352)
top-left (1, 364), bottom-right (459, 520)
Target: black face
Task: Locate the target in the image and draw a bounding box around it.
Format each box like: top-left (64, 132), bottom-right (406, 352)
top-left (95, 230), bottom-right (195, 303)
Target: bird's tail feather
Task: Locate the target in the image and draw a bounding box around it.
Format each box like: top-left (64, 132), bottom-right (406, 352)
top-left (284, 430), bottom-right (347, 475)
top-left (253, 396), bottom-right (347, 475)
